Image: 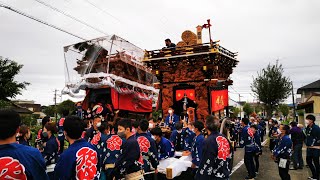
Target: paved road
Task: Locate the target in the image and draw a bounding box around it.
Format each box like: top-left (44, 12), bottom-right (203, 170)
top-left (230, 141), bottom-right (312, 180)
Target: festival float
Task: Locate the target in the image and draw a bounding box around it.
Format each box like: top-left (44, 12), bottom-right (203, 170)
top-left (62, 19), bottom-right (239, 179)
top-left (143, 20), bottom-right (238, 179)
top-left (62, 35), bottom-right (158, 118)
top-left (143, 19), bottom-right (238, 121)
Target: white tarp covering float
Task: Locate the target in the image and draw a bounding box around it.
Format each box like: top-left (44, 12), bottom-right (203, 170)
top-left (62, 35), bottom-right (159, 113)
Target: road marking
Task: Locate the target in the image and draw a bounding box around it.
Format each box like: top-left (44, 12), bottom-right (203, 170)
top-left (262, 138), bottom-right (268, 146)
top-left (231, 138), bottom-right (268, 175)
top-left (231, 159), bottom-right (244, 175)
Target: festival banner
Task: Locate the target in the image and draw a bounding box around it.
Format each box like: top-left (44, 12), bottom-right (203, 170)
top-left (211, 89), bottom-right (228, 112)
top-left (175, 89), bottom-right (195, 101)
top-left (111, 88), bottom-right (152, 113)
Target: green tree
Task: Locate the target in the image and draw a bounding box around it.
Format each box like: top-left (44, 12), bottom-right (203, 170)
top-left (243, 103), bottom-right (254, 116)
top-left (57, 100), bottom-right (75, 115)
top-left (21, 114), bottom-right (39, 127)
top-left (152, 109), bottom-right (162, 121)
top-left (251, 61), bottom-right (291, 118)
top-left (0, 100), bottom-right (11, 109)
top-left (297, 110), bottom-right (304, 116)
top-left (0, 57), bottom-right (29, 100)
top-left (278, 104), bottom-right (289, 117)
top-left (43, 105), bottom-right (56, 117)
top-left (255, 104), bottom-right (263, 114)
top-left (231, 107), bottom-right (240, 118)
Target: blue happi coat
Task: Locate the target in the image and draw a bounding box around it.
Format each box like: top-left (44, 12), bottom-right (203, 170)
top-left (54, 139), bottom-right (100, 180)
top-left (136, 133), bottom-right (159, 173)
top-left (165, 114), bottom-right (180, 130)
top-left (304, 124), bottom-right (320, 157)
top-left (191, 134), bottom-right (204, 167)
top-left (240, 125), bottom-right (256, 153)
top-left (42, 135), bottom-right (59, 167)
top-left (17, 138), bottom-right (30, 146)
top-left (114, 135), bottom-right (143, 177)
top-left (254, 129), bottom-right (262, 153)
top-left (184, 128), bottom-right (196, 151)
top-left (0, 143), bottom-right (49, 179)
top-left (157, 137), bottom-right (175, 160)
top-left (272, 135), bottom-right (292, 159)
top-left (90, 132), bottom-right (124, 176)
top-left (170, 129), bottom-right (187, 151)
top-left (196, 132), bottom-right (232, 180)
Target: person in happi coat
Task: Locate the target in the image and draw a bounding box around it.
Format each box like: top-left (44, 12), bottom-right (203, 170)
top-left (150, 127), bottom-right (175, 160)
top-left (240, 118), bottom-right (256, 180)
top-left (258, 118), bottom-right (266, 142)
top-left (84, 115), bottom-right (102, 142)
top-left (165, 107), bottom-right (179, 130)
top-left (0, 110), bottom-right (49, 179)
top-left (17, 124), bottom-right (31, 146)
top-left (55, 115), bottom-right (100, 180)
top-left (269, 119), bottom-right (279, 152)
top-left (113, 119), bottom-right (144, 180)
top-left (183, 121), bottom-right (205, 176)
top-left (183, 122), bottom-right (196, 152)
top-left (136, 119), bottom-right (159, 180)
top-left (195, 116), bottom-right (232, 180)
top-left (91, 122), bottom-right (124, 180)
top-left (271, 124), bottom-right (292, 180)
top-left (74, 102), bottom-right (87, 119)
top-left (36, 116), bottom-right (51, 141)
top-left (303, 115), bottom-right (320, 180)
top-left (170, 122), bottom-right (187, 151)
top-left (57, 109), bottom-right (69, 154)
top-left (40, 122), bottom-right (60, 179)
top-left (250, 124), bottom-right (262, 175)
top-left (234, 118), bottom-right (241, 146)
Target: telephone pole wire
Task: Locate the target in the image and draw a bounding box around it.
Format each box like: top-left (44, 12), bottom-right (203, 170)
top-left (54, 89), bottom-right (58, 122)
top-left (0, 2), bottom-right (86, 40)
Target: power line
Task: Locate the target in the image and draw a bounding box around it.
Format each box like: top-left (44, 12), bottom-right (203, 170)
top-left (229, 85), bottom-right (255, 99)
top-left (229, 86), bottom-right (241, 95)
top-left (0, 2), bottom-right (86, 40)
top-left (82, 0), bottom-right (179, 40)
top-left (82, 0), bottom-right (121, 22)
top-left (32, 0), bottom-right (108, 35)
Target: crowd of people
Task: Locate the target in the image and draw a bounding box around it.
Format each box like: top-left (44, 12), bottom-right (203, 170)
top-left (0, 106), bottom-right (233, 180)
top-left (229, 115), bottom-right (320, 180)
top-left (0, 105), bottom-right (320, 180)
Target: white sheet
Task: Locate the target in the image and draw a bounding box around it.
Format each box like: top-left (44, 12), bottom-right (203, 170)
top-left (158, 153), bottom-right (192, 179)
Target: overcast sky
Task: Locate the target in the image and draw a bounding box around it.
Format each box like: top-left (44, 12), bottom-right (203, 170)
top-left (1, 0), bottom-right (320, 105)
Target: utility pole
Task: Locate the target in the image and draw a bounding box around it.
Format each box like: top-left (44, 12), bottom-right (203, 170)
top-left (292, 82), bottom-right (297, 122)
top-left (239, 94), bottom-right (242, 119)
top-left (54, 89), bottom-right (58, 122)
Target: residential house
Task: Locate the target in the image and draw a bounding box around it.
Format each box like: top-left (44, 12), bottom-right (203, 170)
top-left (297, 79), bottom-right (320, 126)
top-left (12, 100), bottom-right (46, 118)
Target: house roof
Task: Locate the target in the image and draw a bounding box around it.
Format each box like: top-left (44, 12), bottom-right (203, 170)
top-left (297, 100), bottom-right (314, 110)
top-left (11, 103), bottom-right (33, 114)
top-left (0, 102), bottom-right (33, 114)
top-left (297, 79), bottom-right (320, 94)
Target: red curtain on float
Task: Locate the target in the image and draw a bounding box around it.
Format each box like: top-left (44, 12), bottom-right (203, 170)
top-left (175, 89), bottom-right (195, 101)
top-left (211, 89), bottom-right (228, 112)
top-left (111, 88), bottom-right (152, 113)
top-left (81, 90), bottom-right (91, 110)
